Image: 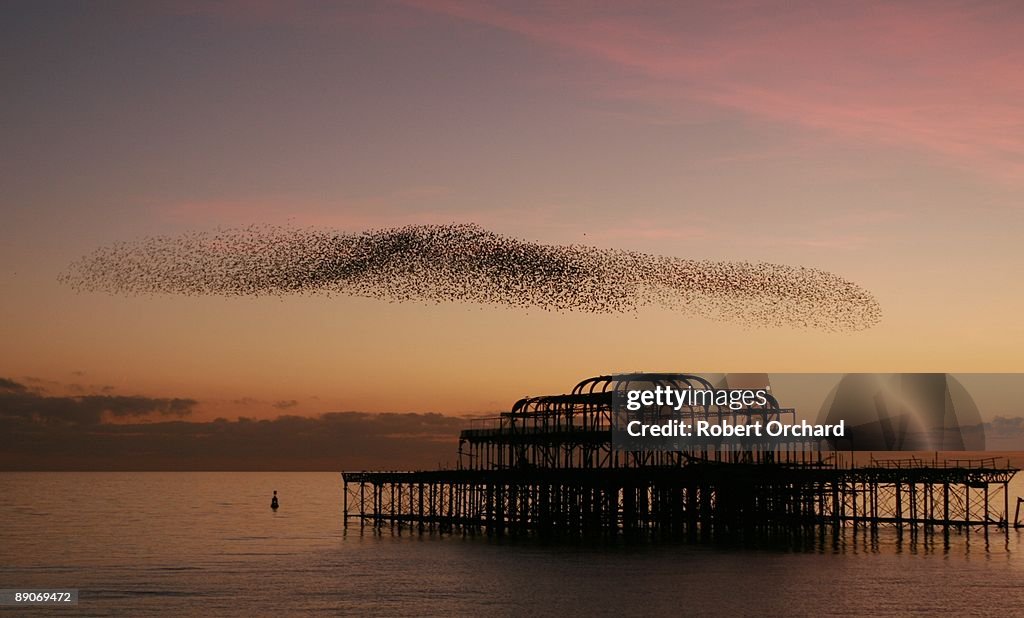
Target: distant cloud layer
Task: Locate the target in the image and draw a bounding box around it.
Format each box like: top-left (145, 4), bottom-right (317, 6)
top-left (5, 376), bottom-right (1024, 469)
top-left (984, 416), bottom-right (1024, 449)
top-left (0, 377), bottom-right (195, 426)
top-left (61, 223), bottom-right (880, 331)
top-left (0, 378), bottom-right (462, 471)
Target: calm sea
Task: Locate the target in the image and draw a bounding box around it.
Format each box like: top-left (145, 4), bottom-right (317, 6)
top-left (3, 472), bottom-right (1024, 616)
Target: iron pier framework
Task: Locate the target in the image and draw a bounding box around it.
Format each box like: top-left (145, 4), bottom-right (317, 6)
top-left (342, 374), bottom-right (1017, 538)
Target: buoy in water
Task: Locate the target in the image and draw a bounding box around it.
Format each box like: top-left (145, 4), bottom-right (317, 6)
top-left (271, 490), bottom-right (279, 510)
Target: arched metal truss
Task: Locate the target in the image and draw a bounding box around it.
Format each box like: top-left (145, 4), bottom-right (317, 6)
top-left (460, 373), bottom-right (802, 471)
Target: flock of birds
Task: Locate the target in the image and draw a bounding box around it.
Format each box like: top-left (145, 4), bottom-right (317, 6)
top-left (60, 223), bottom-right (881, 331)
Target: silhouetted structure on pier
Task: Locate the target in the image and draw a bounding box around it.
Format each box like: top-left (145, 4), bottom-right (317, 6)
top-left (342, 374), bottom-right (1017, 538)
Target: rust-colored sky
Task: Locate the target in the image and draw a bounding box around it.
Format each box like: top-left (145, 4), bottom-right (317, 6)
top-left (2, 1), bottom-right (1023, 423)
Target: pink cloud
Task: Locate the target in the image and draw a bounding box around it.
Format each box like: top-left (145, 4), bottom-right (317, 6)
top-left (406, 1), bottom-right (1024, 181)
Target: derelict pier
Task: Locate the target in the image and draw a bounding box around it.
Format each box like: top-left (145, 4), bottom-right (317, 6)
top-left (342, 374), bottom-right (1017, 538)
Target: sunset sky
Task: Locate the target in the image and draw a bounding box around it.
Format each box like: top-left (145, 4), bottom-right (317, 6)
top-left (3, 0), bottom-right (1024, 442)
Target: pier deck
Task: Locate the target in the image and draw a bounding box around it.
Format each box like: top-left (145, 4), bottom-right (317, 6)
top-left (343, 459), bottom-right (1017, 536)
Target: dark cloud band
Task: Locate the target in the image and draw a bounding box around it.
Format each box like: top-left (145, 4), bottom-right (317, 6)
top-left (61, 223), bottom-right (880, 331)
top-left (0, 377), bottom-right (195, 426)
top-left (0, 376), bottom-right (461, 470)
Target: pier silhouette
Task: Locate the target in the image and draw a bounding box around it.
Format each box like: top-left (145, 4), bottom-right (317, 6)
top-left (343, 374), bottom-right (1017, 539)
